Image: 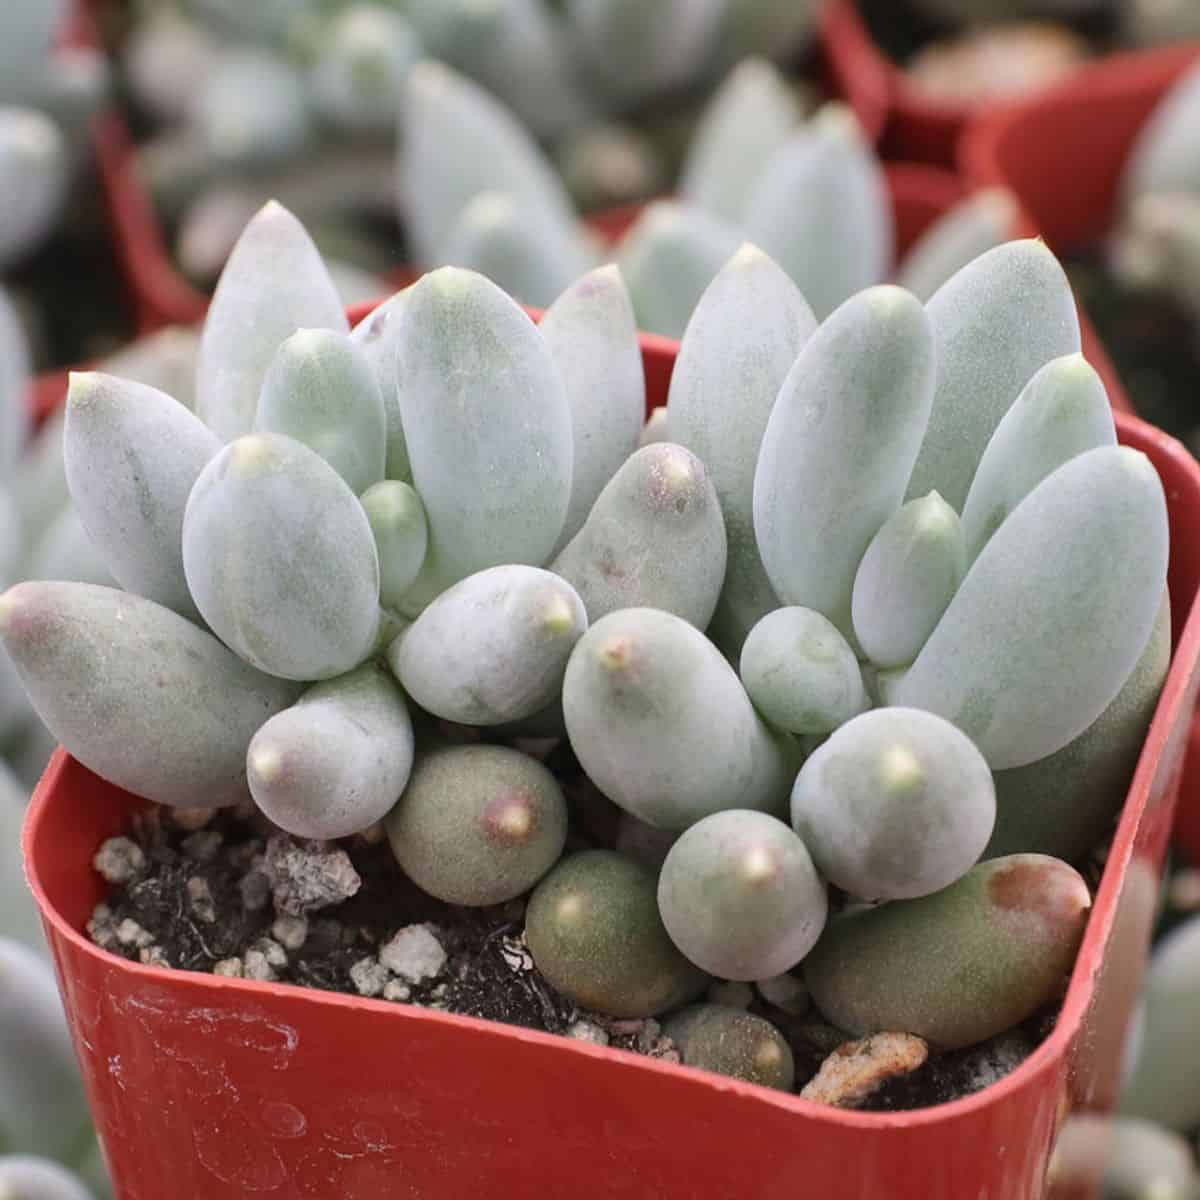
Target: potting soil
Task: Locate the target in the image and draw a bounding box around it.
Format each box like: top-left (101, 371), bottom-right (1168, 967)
top-left (1067, 251), bottom-right (1200, 453)
top-left (86, 739), bottom-right (1081, 1113)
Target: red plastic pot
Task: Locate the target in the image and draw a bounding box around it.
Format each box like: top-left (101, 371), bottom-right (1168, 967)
top-left (821, 0), bottom-right (1125, 168)
top-left (820, 0), bottom-right (978, 165)
top-left (960, 45), bottom-right (1200, 863)
top-left (22, 320), bottom-right (1200, 1195)
top-left (960, 44), bottom-right (1200, 252)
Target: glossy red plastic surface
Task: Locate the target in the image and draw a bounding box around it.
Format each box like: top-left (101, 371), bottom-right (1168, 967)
top-left (821, 0), bottom-right (972, 165)
top-left (960, 45), bottom-right (1200, 861)
top-left (960, 45), bottom-right (1200, 251)
top-left (23, 332), bottom-right (1200, 1195)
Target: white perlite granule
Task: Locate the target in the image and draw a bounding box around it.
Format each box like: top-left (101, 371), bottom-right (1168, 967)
top-left (379, 924), bottom-right (446, 983)
top-left (567, 1020), bottom-right (610, 1047)
top-left (271, 915), bottom-right (308, 951)
top-left (349, 957), bottom-right (390, 998)
top-left (116, 919), bottom-right (154, 949)
top-left (92, 837), bottom-right (145, 884)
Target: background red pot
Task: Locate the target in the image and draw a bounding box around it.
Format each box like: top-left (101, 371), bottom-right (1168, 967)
top-left (22, 327), bottom-right (1200, 1199)
top-left (821, 0), bottom-right (973, 166)
top-left (960, 44), bottom-right (1200, 249)
top-left (959, 43), bottom-right (1200, 863)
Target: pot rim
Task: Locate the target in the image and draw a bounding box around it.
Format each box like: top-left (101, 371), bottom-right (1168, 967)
top-left (959, 43), bottom-right (1200, 205)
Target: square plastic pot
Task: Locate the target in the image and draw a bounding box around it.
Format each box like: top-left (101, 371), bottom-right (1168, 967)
top-left (958, 44), bottom-right (1200, 863)
top-left (959, 45), bottom-right (1200, 252)
top-left (22, 317), bottom-right (1200, 1196)
top-left (820, 0), bottom-right (976, 166)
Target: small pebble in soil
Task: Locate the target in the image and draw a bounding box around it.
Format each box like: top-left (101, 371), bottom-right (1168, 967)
top-left (240, 870), bottom-right (272, 913)
top-left (186, 876), bottom-right (216, 924)
top-left (93, 837), bottom-right (145, 884)
top-left (262, 835), bottom-right (362, 915)
top-left (350, 956), bottom-right (390, 998)
top-left (567, 1019), bottom-right (611, 1046)
top-left (379, 924), bottom-right (446, 983)
top-left (383, 980), bottom-right (411, 1003)
top-left (87, 904), bottom-right (118, 950)
top-left (170, 806), bottom-right (217, 832)
top-left (213, 957), bottom-right (242, 978)
top-left (181, 830), bottom-right (223, 863)
top-left (800, 1033), bottom-right (930, 1108)
top-left (244, 947), bottom-right (279, 982)
top-left (116, 918), bottom-right (154, 949)
top-left (272, 914), bottom-right (308, 951)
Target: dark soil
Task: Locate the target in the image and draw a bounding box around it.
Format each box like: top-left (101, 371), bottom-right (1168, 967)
top-left (8, 161), bottom-right (138, 369)
top-left (1066, 251), bottom-right (1200, 448)
top-left (857, 0), bottom-right (1123, 69)
top-left (88, 740), bottom-right (1085, 1113)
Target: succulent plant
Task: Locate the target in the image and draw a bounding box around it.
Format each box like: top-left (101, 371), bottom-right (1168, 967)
top-left (1121, 913), bottom-right (1200, 1131)
top-left (387, 744), bottom-right (568, 906)
top-left (658, 810), bottom-right (827, 980)
top-left (526, 849), bottom-right (708, 1017)
top-left (905, 239), bottom-right (1082, 511)
top-left (851, 492), bottom-right (966, 669)
top-left (1124, 62), bottom-right (1200, 207)
top-left (754, 285), bottom-right (936, 637)
top-left (360, 481), bottom-right (428, 611)
top-left (0, 198), bottom-right (1175, 1102)
top-left (986, 593), bottom-right (1171, 862)
top-left (551, 442), bottom-right (727, 629)
top-left (1049, 1114), bottom-right (1200, 1200)
top-left (668, 243), bottom-right (815, 651)
top-left (791, 708), bottom-right (996, 901)
top-left (896, 189), bottom-right (1019, 304)
top-left (678, 59), bottom-right (805, 226)
top-left (1112, 61), bottom-right (1200, 346)
top-left (183, 432), bottom-right (382, 680)
top-left (308, 5), bottom-right (422, 136)
top-left (197, 201), bottom-right (348, 442)
top-left (0, 108), bottom-right (66, 272)
top-left (248, 662), bottom-right (414, 839)
top-left (0, 760), bottom-right (40, 950)
top-left (255, 327), bottom-right (386, 496)
top-left (894, 445), bottom-right (1167, 768)
top-left (389, 566), bottom-right (586, 726)
top-left (958, 353), bottom-right (1116, 561)
top-left (739, 607), bottom-right (868, 735)
top-left (0, 1155), bottom-right (95, 1200)
top-left (399, 62), bottom-right (590, 292)
top-left (0, 937), bottom-right (93, 1163)
top-left (663, 1004), bottom-right (795, 1091)
top-left (563, 607), bottom-right (796, 831)
top-left (804, 855), bottom-right (1091, 1050)
top-left (65, 372), bottom-right (221, 622)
